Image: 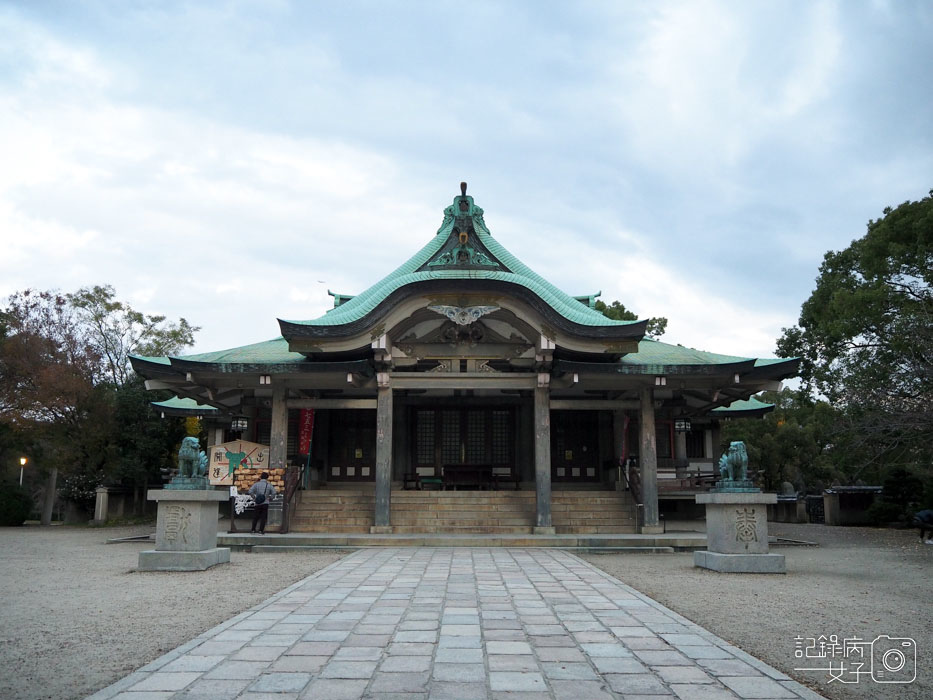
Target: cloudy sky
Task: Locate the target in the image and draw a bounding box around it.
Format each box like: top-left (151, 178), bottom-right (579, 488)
top-left (2, 1), bottom-right (930, 360)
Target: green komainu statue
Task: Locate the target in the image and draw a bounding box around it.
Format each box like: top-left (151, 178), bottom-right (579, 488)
top-left (178, 436), bottom-right (208, 478)
top-left (718, 441), bottom-right (749, 482)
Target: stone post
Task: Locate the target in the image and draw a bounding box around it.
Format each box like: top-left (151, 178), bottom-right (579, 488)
top-left (533, 378), bottom-right (555, 534)
top-left (371, 378), bottom-right (393, 533)
top-left (639, 387), bottom-right (661, 533)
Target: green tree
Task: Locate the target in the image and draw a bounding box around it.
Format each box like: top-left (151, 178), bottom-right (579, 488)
top-left (594, 300), bottom-right (668, 338)
top-left (778, 191), bottom-right (932, 480)
top-left (721, 389), bottom-right (838, 492)
top-left (0, 287), bottom-right (197, 520)
top-left (69, 285), bottom-right (198, 386)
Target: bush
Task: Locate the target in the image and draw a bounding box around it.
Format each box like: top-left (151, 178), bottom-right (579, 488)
top-left (865, 500), bottom-right (909, 527)
top-left (0, 482), bottom-right (33, 526)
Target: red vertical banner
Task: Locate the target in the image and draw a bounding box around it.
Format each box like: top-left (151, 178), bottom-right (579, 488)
top-left (298, 409), bottom-right (315, 455)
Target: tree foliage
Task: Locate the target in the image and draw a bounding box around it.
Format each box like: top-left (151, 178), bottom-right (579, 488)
top-left (778, 191), bottom-right (932, 479)
top-left (594, 300), bottom-right (668, 338)
top-left (0, 287), bottom-right (197, 501)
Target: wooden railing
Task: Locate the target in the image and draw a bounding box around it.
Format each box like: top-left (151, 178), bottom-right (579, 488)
top-left (280, 463), bottom-right (303, 534)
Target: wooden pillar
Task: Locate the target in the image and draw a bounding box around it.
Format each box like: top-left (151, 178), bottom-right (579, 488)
top-left (533, 378), bottom-right (554, 533)
top-left (612, 410), bottom-right (626, 490)
top-left (639, 387), bottom-right (660, 532)
top-left (270, 385), bottom-right (288, 470)
top-left (372, 380), bottom-right (393, 532)
top-left (710, 422), bottom-right (722, 463)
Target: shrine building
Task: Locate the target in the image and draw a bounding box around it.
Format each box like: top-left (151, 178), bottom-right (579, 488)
top-left (132, 184), bottom-right (797, 535)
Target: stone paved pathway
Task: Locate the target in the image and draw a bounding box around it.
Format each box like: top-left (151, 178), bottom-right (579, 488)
top-left (90, 548), bottom-right (823, 699)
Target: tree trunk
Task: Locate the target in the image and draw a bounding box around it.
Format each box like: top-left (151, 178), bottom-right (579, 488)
top-left (41, 467), bottom-right (58, 526)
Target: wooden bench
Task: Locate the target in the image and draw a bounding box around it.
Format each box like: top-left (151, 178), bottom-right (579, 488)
top-left (493, 472), bottom-right (520, 490)
top-left (442, 464), bottom-right (493, 490)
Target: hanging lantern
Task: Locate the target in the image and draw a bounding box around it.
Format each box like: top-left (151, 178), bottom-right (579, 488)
top-left (674, 417), bottom-right (692, 433)
top-left (231, 416), bottom-right (249, 432)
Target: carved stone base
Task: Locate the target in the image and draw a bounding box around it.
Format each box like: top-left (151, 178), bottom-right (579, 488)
top-left (138, 547), bottom-right (231, 572)
top-left (694, 550), bottom-right (786, 574)
top-left (140, 489), bottom-right (230, 571)
top-left (370, 526), bottom-right (394, 534)
top-left (696, 492), bottom-right (777, 555)
top-left (533, 526), bottom-right (556, 535)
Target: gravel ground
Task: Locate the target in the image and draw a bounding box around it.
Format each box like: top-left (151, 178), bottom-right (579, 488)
top-left (581, 523), bottom-right (933, 700)
top-left (0, 524), bottom-right (344, 700)
top-left (1, 522), bottom-right (930, 700)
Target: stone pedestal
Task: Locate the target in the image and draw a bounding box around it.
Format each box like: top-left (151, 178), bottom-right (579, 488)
top-left (138, 489), bottom-right (230, 571)
top-left (694, 492), bottom-right (785, 573)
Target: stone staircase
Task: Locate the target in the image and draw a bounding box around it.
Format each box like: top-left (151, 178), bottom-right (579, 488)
top-left (288, 488), bottom-right (635, 534)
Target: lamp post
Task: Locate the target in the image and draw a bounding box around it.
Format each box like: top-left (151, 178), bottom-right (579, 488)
top-left (19, 456), bottom-right (27, 486)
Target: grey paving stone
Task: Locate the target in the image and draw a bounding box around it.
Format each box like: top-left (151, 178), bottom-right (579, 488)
top-left (388, 642), bottom-right (436, 655)
top-left (489, 671), bottom-right (548, 691)
top-left (160, 655), bottom-right (225, 673)
top-left (670, 684), bottom-right (739, 699)
top-left (368, 671), bottom-right (430, 692)
top-left (603, 672), bottom-right (671, 694)
top-left (625, 636), bottom-right (676, 650)
top-left (380, 655), bottom-right (432, 672)
top-left (176, 678), bottom-right (251, 698)
top-left (286, 641), bottom-right (339, 656)
top-left (428, 681), bottom-right (489, 699)
top-left (394, 630), bottom-right (438, 643)
top-left (591, 656), bottom-right (648, 674)
top-left (535, 646), bottom-right (585, 662)
top-left (581, 642), bottom-right (632, 657)
top-left (719, 675), bottom-right (797, 698)
top-left (299, 678), bottom-right (368, 699)
top-left (269, 655), bottom-right (329, 673)
top-left (541, 661), bottom-right (599, 680)
top-left (696, 659), bottom-right (761, 676)
top-left (233, 646), bottom-right (289, 662)
top-left (486, 640), bottom-right (533, 655)
top-left (435, 647), bottom-right (484, 664)
top-left (529, 635), bottom-right (576, 647)
top-left (302, 629), bottom-right (351, 642)
top-left (249, 672), bottom-right (313, 693)
top-left (320, 660), bottom-right (379, 679)
top-left (680, 645), bottom-right (735, 660)
top-left (633, 649), bottom-right (692, 666)
top-left (128, 672), bottom-right (201, 692)
top-left (438, 635), bottom-right (482, 648)
top-left (487, 655), bottom-right (539, 672)
top-left (333, 646), bottom-right (383, 661)
top-left (432, 662), bottom-right (487, 681)
top-left (204, 660), bottom-right (269, 680)
top-left (190, 640), bottom-right (247, 656)
top-left (655, 665), bottom-right (717, 684)
top-left (485, 629), bottom-right (528, 641)
top-left (551, 680), bottom-right (615, 699)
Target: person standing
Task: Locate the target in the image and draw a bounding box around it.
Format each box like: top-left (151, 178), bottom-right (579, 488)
top-left (248, 472), bottom-right (276, 535)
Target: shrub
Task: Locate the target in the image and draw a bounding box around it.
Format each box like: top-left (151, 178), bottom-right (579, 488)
top-left (0, 482), bottom-right (33, 526)
top-left (865, 500), bottom-right (908, 527)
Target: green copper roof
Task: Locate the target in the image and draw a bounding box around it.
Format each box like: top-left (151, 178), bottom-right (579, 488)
top-left (620, 340), bottom-right (749, 367)
top-left (151, 396), bottom-right (219, 414)
top-left (174, 337), bottom-right (305, 365)
top-left (282, 193), bottom-right (642, 330)
top-left (713, 396), bottom-right (775, 416)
